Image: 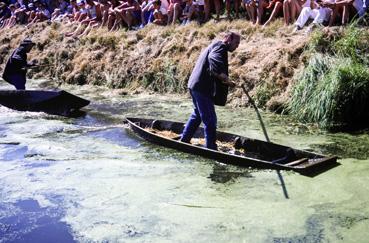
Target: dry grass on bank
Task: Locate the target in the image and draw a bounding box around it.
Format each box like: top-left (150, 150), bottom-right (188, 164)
top-left (0, 20), bottom-right (310, 110)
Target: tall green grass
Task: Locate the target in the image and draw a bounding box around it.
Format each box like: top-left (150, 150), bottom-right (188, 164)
top-left (141, 60), bottom-right (186, 93)
top-left (289, 24), bottom-right (369, 130)
top-left (289, 54), bottom-right (369, 129)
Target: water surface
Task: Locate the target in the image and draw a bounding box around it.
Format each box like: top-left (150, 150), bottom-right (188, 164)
top-left (0, 80), bottom-right (368, 242)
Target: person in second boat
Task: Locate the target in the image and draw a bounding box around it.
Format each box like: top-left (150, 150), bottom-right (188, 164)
top-left (180, 31), bottom-right (240, 150)
top-left (2, 38), bottom-right (37, 90)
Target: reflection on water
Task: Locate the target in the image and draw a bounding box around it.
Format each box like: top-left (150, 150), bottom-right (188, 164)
top-left (0, 80), bottom-right (369, 242)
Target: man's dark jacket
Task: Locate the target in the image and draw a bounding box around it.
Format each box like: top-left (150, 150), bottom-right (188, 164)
top-left (187, 40), bottom-right (229, 106)
top-left (2, 46), bottom-right (29, 82)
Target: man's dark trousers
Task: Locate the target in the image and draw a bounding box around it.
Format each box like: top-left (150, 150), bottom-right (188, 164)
top-left (5, 74), bottom-right (26, 90)
top-left (181, 90), bottom-right (217, 150)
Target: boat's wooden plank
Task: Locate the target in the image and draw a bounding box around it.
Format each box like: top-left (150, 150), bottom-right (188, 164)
top-left (294, 156), bottom-right (337, 168)
top-left (285, 158), bottom-right (308, 166)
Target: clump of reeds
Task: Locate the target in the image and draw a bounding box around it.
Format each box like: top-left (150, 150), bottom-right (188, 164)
top-left (289, 24), bottom-right (369, 130)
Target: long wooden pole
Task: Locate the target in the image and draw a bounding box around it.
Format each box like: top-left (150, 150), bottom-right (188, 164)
top-left (240, 84), bottom-right (289, 199)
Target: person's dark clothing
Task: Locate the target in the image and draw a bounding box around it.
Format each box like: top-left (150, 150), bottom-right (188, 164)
top-left (2, 46), bottom-right (31, 90)
top-left (187, 40), bottom-right (229, 103)
top-left (181, 40), bottom-right (230, 150)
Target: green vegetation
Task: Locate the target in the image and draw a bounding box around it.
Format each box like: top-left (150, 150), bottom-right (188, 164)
top-left (141, 60), bottom-right (186, 93)
top-left (289, 25), bottom-right (369, 130)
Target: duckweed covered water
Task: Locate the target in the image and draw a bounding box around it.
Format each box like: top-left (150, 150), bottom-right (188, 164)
top-left (0, 80), bottom-right (368, 242)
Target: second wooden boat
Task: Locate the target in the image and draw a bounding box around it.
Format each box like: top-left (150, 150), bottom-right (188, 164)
top-left (0, 90), bottom-right (90, 116)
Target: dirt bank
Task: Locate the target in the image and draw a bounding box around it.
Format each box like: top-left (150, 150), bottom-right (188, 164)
top-left (0, 20), bottom-right (309, 111)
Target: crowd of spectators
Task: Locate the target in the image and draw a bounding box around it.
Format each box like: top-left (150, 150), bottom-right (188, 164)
top-left (0, 0), bottom-right (368, 36)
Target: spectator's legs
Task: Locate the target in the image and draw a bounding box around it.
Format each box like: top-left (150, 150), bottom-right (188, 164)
top-left (235, 0), bottom-right (240, 18)
top-left (79, 20), bottom-right (100, 37)
top-left (121, 10), bottom-right (132, 28)
top-left (256, 0), bottom-right (267, 25)
top-left (204, 0), bottom-right (210, 21)
top-left (226, 0), bottom-right (231, 19)
top-left (246, 2), bottom-right (256, 24)
top-left (107, 13), bottom-right (116, 30)
top-left (295, 7), bottom-right (313, 28)
top-left (28, 11), bottom-right (36, 23)
top-left (342, 5), bottom-right (349, 25)
top-left (9, 16), bottom-right (17, 27)
top-left (167, 4), bottom-right (173, 24)
top-left (172, 3), bottom-right (182, 24)
top-left (291, 0), bottom-right (301, 22)
top-left (186, 5), bottom-right (196, 22)
top-left (52, 9), bottom-right (61, 21)
top-left (312, 7), bottom-right (330, 25)
top-left (214, 0), bottom-right (221, 20)
top-left (283, 0), bottom-right (291, 25)
top-left (101, 10), bottom-right (109, 27)
top-left (112, 10), bottom-right (124, 30)
top-left (263, 1), bottom-right (283, 26)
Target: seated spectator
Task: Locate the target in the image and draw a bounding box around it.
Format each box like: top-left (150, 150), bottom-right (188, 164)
top-left (141, 0), bottom-right (168, 25)
top-left (103, 0), bottom-right (120, 30)
top-left (140, 0), bottom-right (154, 27)
top-left (13, 0), bottom-right (31, 24)
top-left (97, 0), bottom-right (110, 24)
top-left (51, 0), bottom-right (69, 21)
top-left (1, 4), bottom-right (17, 28)
top-left (152, 0), bottom-right (167, 25)
top-left (204, 0), bottom-right (220, 21)
top-left (167, 0), bottom-right (182, 24)
top-left (242, 0), bottom-right (256, 23)
top-left (66, 0), bottom-right (102, 37)
top-left (27, 1), bottom-right (51, 27)
top-left (327, 0), bottom-right (364, 26)
top-left (73, 0), bottom-right (89, 22)
top-left (192, 0), bottom-right (205, 22)
top-left (180, 0), bottom-right (204, 24)
top-left (78, 0), bottom-right (108, 36)
top-left (294, 0), bottom-right (334, 31)
top-left (225, 0), bottom-right (241, 19)
top-left (263, 0), bottom-right (284, 26)
top-left (256, 0), bottom-right (270, 25)
top-left (180, 0), bottom-right (193, 23)
top-left (113, 0), bottom-right (141, 29)
top-left (283, 0), bottom-right (307, 25)
top-left (61, 0), bottom-right (82, 23)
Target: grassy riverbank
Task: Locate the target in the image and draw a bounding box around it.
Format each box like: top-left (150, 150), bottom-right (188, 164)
top-left (0, 21), bottom-right (368, 130)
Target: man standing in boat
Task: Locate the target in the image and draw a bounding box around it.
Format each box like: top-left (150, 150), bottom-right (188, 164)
top-left (180, 31), bottom-right (240, 150)
top-left (2, 38), bottom-right (37, 90)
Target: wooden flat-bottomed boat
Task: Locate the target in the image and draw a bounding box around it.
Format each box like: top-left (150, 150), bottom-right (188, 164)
top-left (0, 90), bottom-right (90, 116)
top-left (126, 117), bottom-right (338, 175)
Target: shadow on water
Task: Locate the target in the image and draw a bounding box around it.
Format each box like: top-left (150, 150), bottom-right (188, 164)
top-left (0, 199), bottom-right (74, 243)
top-left (208, 163), bottom-right (253, 183)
